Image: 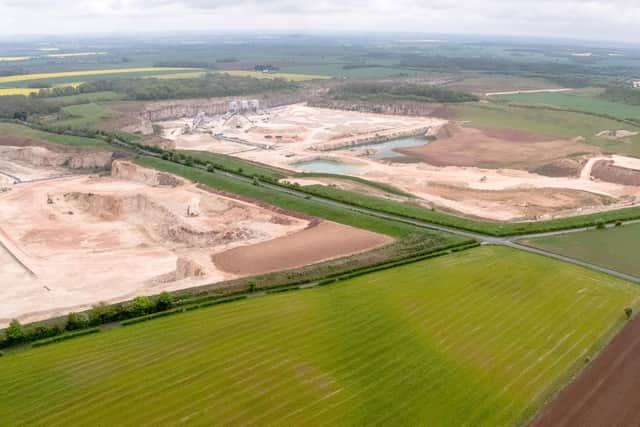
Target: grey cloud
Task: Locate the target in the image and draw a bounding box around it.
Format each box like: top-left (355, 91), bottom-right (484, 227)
top-left (0, 0), bottom-right (639, 41)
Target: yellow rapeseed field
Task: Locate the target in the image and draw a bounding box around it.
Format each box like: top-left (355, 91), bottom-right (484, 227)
top-left (0, 88), bottom-right (40, 96)
top-left (0, 82), bottom-right (90, 96)
top-left (45, 52), bottom-right (107, 58)
top-left (0, 67), bottom-right (195, 84)
top-left (0, 56), bottom-right (31, 62)
top-left (147, 71), bottom-right (207, 79)
top-left (217, 70), bottom-right (329, 81)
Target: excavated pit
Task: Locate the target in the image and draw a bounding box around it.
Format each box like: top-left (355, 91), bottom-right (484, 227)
top-left (0, 161), bottom-right (391, 327)
top-left (0, 137), bottom-right (113, 184)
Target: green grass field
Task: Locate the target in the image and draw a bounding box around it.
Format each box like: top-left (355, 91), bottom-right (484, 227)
top-left (0, 122), bottom-right (109, 148)
top-left (55, 102), bottom-right (119, 128)
top-left (452, 102), bottom-right (640, 156)
top-left (496, 91), bottom-right (640, 122)
top-left (452, 102), bottom-right (637, 139)
top-left (41, 91), bottom-right (125, 107)
top-left (520, 223), bottom-right (640, 277)
top-left (1, 246), bottom-right (637, 426)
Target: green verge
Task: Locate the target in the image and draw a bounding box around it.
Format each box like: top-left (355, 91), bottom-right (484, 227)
top-left (519, 222), bottom-right (640, 277)
top-left (183, 150), bottom-right (288, 182)
top-left (136, 156), bottom-right (439, 239)
top-left (1, 246), bottom-right (638, 426)
top-left (293, 172), bottom-right (416, 198)
top-left (286, 179), bottom-right (640, 236)
top-left (151, 152), bottom-right (640, 237)
top-left (0, 122), bottom-right (110, 148)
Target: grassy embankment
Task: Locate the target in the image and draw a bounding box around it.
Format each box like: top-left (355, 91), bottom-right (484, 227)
top-left (1, 246), bottom-right (638, 426)
top-left (0, 122), bottom-right (109, 148)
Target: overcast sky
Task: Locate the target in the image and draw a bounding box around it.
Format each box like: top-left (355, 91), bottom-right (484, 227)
top-left (1, 0), bottom-right (639, 43)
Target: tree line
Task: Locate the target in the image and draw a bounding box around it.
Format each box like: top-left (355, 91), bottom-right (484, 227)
top-left (327, 81), bottom-right (478, 103)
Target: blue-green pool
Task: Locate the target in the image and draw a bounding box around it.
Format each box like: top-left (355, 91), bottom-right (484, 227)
top-left (293, 159), bottom-right (362, 174)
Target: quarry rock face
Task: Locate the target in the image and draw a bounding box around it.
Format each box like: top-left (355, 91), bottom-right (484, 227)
top-left (111, 160), bottom-right (184, 187)
top-left (308, 100), bottom-right (443, 117)
top-left (0, 146), bottom-right (113, 170)
top-left (137, 94), bottom-right (305, 122)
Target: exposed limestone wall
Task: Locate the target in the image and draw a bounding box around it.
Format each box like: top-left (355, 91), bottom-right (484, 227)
top-left (139, 94), bottom-right (306, 122)
top-left (312, 126), bottom-right (432, 151)
top-left (111, 160), bottom-right (184, 187)
top-left (0, 146), bottom-right (113, 170)
top-left (308, 99), bottom-right (443, 117)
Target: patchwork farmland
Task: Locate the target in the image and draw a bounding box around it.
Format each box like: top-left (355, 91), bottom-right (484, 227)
top-left (3, 32), bottom-right (640, 426)
top-left (1, 247), bottom-right (638, 426)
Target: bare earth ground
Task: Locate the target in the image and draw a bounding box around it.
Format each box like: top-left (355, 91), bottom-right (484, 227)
top-left (0, 161), bottom-right (388, 326)
top-left (158, 104), bottom-right (640, 221)
top-left (531, 314), bottom-right (640, 427)
top-left (212, 221), bottom-right (392, 275)
top-left (401, 123), bottom-right (596, 173)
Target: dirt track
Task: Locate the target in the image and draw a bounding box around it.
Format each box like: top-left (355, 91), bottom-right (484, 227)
top-left (531, 314), bottom-right (640, 427)
top-left (212, 221), bottom-right (392, 275)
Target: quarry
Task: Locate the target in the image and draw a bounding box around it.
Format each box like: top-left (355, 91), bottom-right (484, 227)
top-left (0, 159), bottom-right (390, 326)
top-left (154, 102), bottom-right (640, 221)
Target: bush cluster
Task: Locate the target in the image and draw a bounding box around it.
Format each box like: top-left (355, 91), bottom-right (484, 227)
top-left (328, 81), bottom-right (478, 103)
top-left (0, 292), bottom-right (174, 349)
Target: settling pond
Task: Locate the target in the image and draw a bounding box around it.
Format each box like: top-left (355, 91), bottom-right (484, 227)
top-left (292, 159), bottom-right (362, 174)
top-left (346, 135), bottom-right (430, 160)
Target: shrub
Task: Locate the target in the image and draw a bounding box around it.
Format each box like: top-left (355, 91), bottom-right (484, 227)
top-left (4, 320), bottom-right (25, 345)
top-left (615, 221), bottom-right (623, 227)
top-left (625, 307), bottom-right (633, 320)
top-left (88, 303), bottom-right (118, 326)
top-left (129, 296), bottom-right (154, 317)
top-left (247, 279), bottom-right (257, 293)
top-left (206, 163), bottom-right (215, 173)
top-left (155, 292), bottom-right (174, 311)
top-left (26, 325), bottom-right (62, 341)
top-left (596, 221), bottom-right (606, 229)
top-left (66, 312), bottom-right (89, 331)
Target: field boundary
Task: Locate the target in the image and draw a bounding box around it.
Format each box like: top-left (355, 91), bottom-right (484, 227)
top-left (1, 240), bottom-right (478, 352)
